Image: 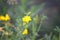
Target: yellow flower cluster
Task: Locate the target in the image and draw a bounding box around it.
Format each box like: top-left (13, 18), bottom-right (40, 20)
top-left (0, 14), bottom-right (10, 21)
top-left (22, 29), bottom-right (28, 35)
top-left (22, 16), bottom-right (31, 23)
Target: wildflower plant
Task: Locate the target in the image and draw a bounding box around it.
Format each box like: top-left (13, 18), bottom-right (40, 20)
top-left (0, 0), bottom-right (60, 40)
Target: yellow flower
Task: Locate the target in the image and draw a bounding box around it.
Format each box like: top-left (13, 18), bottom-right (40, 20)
top-left (22, 16), bottom-right (31, 23)
top-left (0, 16), bottom-right (5, 20)
top-left (22, 29), bottom-right (28, 35)
top-left (0, 14), bottom-right (10, 21)
top-left (5, 14), bottom-right (10, 21)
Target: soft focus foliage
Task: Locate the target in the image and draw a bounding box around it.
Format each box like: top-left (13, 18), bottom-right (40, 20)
top-left (0, 0), bottom-right (60, 40)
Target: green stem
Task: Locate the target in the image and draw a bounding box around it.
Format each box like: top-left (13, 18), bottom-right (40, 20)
top-left (59, 32), bottom-right (60, 40)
